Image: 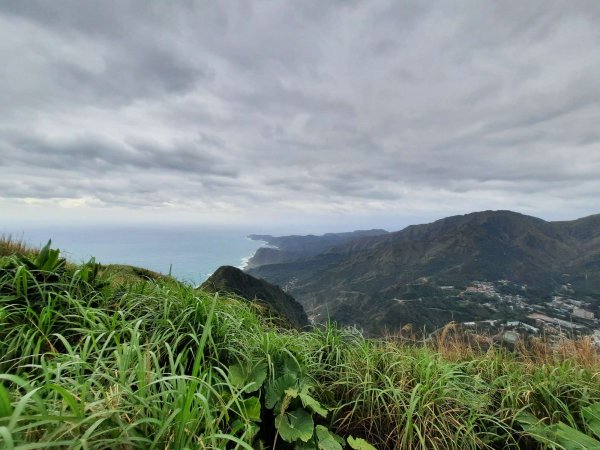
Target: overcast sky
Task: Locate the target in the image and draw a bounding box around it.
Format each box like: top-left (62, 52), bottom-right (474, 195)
top-left (1, 1), bottom-right (599, 232)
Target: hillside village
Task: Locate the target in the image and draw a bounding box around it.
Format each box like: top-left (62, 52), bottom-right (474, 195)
top-left (454, 280), bottom-right (600, 345)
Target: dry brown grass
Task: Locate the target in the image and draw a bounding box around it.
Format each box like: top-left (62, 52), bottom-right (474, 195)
top-left (519, 334), bottom-right (600, 367)
top-left (375, 318), bottom-right (600, 373)
top-left (381, 320), bottom-right (600, 367)
top-left (429, 321), bottom-right (480, 361)
top-left (0, 234), bottom-right (38, 258)
top-left (422, 321), bottom-right (600, 367)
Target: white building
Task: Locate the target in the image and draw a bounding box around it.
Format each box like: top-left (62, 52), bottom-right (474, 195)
top-left (573, 307), bottom-right (594, 320)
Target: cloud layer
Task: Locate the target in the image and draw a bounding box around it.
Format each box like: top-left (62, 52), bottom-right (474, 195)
top-left (1, 1), bottom-right (599, 229)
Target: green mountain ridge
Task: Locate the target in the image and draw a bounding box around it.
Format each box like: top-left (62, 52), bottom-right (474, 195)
top-left (247, 210), bottom-right (600, 333)
top-left (201, 265), bottom-right (309, 328)
top-left (246, 229), bottom-right (388, 269)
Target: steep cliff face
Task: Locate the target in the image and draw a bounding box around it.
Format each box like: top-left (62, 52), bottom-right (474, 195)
top-left (201, 266), bottom-right (309, 328)
top-left (247, 211), bottom-right (600, 333)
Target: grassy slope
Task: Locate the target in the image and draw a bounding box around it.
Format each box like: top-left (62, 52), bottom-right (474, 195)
top-left (1, 238), bottom-right (600, 449)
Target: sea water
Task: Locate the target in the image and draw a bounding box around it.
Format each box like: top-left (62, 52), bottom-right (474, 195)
top-left (2, 225), bottom-right (265, 285)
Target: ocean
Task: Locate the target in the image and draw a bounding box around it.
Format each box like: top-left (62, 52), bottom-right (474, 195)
top-left (2, 225), bottom-right (266, 285)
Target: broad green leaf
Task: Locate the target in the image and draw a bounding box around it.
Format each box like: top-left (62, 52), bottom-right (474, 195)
top-left (583, 403), bottom-right (600, 440)
top-left (515, 412), bottom-right (540, 427)
top-left (229, 364), bottom-right (246, 389)
top-left (347, 436), bottom-right (377, 450)
top-left (518, 412), bottom-right (600, 449)
top-left (247, 361), bottom-right (268, 392)
top-left (295, 442), bottom-right (317, 450)
top-left (299, 385), bottom-right (327, 418)
top-left (275, 407), bottom-right (314, 443)
top-left (266, 373), bottom-right (297, 410)
top-left (332, 433), bottom-right (345, 446)
top-left (242, 396), bottom-right (261, 421)
top-left (516, 412), bottom-right (556, 444)
top-left (281, 353), bottom-right (301, 377)
top-left (315, 425), bottom-right (342, 450)
top-left (551, 422), bottom-right (600, 450)
top-left (228, 362), bottom-right (267, 393)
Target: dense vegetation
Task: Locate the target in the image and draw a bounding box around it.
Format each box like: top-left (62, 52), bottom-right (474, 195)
top-left (1, 237), bottom-right (600, 449)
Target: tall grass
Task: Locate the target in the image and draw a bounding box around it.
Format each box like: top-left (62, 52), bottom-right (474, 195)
top-left (0, 235), bottom-right (35, 258)
top-left (1, 239), bottom-right (599, 449)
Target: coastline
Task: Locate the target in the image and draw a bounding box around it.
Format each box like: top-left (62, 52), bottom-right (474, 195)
top-left (238, 253), bottom-right (254, 270)
top-left (239, 237), bottom-right (268, 270)
top-left (239, 236), bottom-right (280, 270)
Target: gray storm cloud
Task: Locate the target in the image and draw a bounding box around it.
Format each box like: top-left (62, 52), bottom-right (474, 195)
top-left (1, 1), bottom-right (599, 227)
